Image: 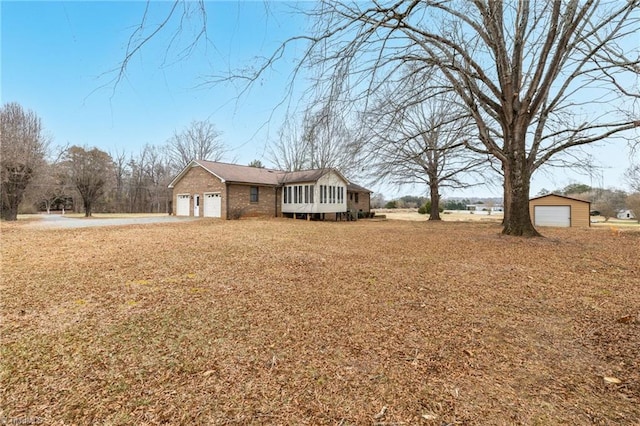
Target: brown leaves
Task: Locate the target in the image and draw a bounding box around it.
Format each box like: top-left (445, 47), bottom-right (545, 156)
top-left (1, 219), bottom-right (639, 424)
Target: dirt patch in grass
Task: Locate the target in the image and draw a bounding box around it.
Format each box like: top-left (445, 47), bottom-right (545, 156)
top-left (1, 219), bottom-right (638, 424)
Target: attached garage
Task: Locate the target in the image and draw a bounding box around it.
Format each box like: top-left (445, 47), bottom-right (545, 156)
top-left (176, 194), bottom-right (190, 216)
top-left (529, 194), bottom-right (590, 228)
top-left (203, 193), bottom-right (221, 218)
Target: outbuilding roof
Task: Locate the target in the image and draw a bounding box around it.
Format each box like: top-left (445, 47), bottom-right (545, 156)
top-left (529, 193), bottom-right (590, 204)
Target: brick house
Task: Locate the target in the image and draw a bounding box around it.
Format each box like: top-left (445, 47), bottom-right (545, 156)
top-left (347, 182), bottom-right (372, 218)
top-left (168, 160), bottom-right (371, 220)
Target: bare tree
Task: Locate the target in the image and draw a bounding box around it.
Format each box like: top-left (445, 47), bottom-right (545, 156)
top-left (119, 1), bottom-right (640, 236)
top-left (143, 144), bottom-right (172, 213)
top-left (26, 147), bottom-right (70, 214)
top-left (64, 146), bottom-right (114, 217)
top-left (625, 193), bottom-right (640, 223)
top-left (268, 117), bottom-right (311, 172)
top-left (593, 188), bottom-right (627, 222)
top-left (166, 120), bottom-right (226, 170)
top-left (362, 75), bottom-right (487, 220)
top-left (625, 162), bottom-right (640, 193)
top-left (0, 103), bottom-right (49, 220)
top-left (298, 1), bottom-right (640, 236)
top-left (111, 149), bottom-right (128, 212)
top-left (302, 106), bottom-right (362, 176)
top-left (269, 107), bottom-right (362, 175)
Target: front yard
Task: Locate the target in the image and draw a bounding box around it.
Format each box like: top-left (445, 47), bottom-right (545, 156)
top-left (1, 219), bottom-right (638, 424)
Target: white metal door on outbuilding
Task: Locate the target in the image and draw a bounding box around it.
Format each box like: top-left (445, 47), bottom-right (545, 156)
top-left (176, 194), bottom-right (190, 216)
top-left (204, 193), bottom-right (221, 218)
top-left (534, 205), bottom-right (570, 227)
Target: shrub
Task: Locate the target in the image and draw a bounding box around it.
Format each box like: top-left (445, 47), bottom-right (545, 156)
top-left (385, 200), bottom-right (398, 209)
top-left (228, 207), bottom-right (246, 220)
top-left (419, 200), bottom-right (444, 215)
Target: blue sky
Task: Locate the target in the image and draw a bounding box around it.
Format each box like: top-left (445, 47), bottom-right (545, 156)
top-left (2, 1), bottom-right (307, 163)
top-left (1, 1), bottom-right (638, 199)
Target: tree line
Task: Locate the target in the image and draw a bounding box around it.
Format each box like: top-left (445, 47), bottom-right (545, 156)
top-left (1, 103), bottom-right (227, 220)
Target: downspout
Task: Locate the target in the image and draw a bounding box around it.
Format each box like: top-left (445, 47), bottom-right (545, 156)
top-left (225, 183), bottom-right (229, 220)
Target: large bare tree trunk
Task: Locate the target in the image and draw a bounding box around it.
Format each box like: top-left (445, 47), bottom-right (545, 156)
top-left (501, 152), bottom-right (539, 237)
top-left (428, 182), bottom-right (441, 221)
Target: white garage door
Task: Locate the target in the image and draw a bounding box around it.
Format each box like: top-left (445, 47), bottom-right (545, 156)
top-left (534, 205), bottom-right (570, 227)
top-left (204, 193), bottom-right (221, 218)
top-left (176, 194), bottom-right (190, 216)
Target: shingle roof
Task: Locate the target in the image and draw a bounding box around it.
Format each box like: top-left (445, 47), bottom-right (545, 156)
top-left (347, 182), bottom-right (372, 193)
top-left (195, 160), bottom-right (283, 186)
top-left (279, 169), bottom-right (332, 184)
top-left (169, 160), bottom-right (362, 189)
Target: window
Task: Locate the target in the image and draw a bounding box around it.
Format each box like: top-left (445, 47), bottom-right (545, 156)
top-left (350, 193), bottom-right (353, 200)
top-left (310, 185), bottom-right (314, 203)
top-left (294, 185), bottom-right (298, 203)
top-left (320, 185), bottom-right (324, 203)
top-left (324, 185), bottom-right (328, 203)
top-left (250, 186), bottom-right (259, 203)
top-left (298, 186), bottom-right (303, 204)
top-left (355, 193), bottom-right (359, 203)
top-left (304, 185), bottom-right (309, 203)
top-left (284, 186), bottom-right (288, 204)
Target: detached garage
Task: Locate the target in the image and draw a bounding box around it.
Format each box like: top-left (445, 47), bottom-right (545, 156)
top-left (529, 194), bottom-right (590, 228)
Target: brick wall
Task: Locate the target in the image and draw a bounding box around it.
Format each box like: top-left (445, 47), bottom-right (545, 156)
top-left (227, 184), bottom-right (279, 218)
top-left (348, 191), bottom-right (371, 213)
top-left (172, 166), bottom-right (226, 217)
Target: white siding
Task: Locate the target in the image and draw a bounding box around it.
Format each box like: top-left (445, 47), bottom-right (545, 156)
top-left (281, 170), bottom-right (347, 214)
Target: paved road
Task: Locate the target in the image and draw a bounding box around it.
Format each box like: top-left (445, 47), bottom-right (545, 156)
top-left (26, 214), bottom-right (198, 229)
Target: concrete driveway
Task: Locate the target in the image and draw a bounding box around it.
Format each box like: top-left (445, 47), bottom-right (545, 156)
top-left (26, 214), bottom-right (198, 229)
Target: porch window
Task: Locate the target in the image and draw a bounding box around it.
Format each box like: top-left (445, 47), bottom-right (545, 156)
top-left (310, 185), bottom-right (314, 203)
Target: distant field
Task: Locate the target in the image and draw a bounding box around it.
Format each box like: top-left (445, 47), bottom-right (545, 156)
top-left (377, 208), bottom-right (640, 229)
top-left (375, 208), bottom-right (503, 222)
top-left (1, 219), bottom-right (638, 424)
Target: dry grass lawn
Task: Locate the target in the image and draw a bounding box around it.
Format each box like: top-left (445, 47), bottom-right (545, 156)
top-left (1, 219), bottom-right (639, 425)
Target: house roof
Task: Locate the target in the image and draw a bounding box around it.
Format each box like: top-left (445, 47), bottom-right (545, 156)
top-left (347, 182), bottom-right (372, 193)
top-left (197, 160), bottom-right (283, 185)
top-left (169, 160), bottom-right (361, 189)
top-left (279, 169), bottom-right (330, 184)
top-left (529, 193), bottom-right (590, 204)
top-left (168, 160), bottom-right (283, 188)
top-left (279, 168), bottom-right (351, 185)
